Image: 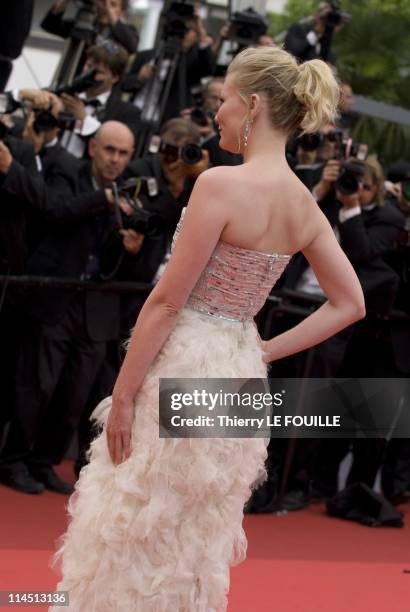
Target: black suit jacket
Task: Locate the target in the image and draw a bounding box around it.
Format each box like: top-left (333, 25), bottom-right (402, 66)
top-left (25, 142), bottom-right (82, 252)
top-left (0, 137), bottom-right (39, 275)
top-left (284, 20), bottom-right (336, 64)
top-left (339, 204), bottom-right (405, 314)
top-left (280, 197), bottom-right (405, 315)
top-left (24, 162), bottom-right (125, 340)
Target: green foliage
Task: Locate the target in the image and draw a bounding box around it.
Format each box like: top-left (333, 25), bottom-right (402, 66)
top-left (266, 0), bottom-right (410, 161)
top-left (351, 115), bottom-right (410, 166)
top-left (333, 6), bottom-right (410, 108)
top-left (267, 0), bottom-right (410, 109)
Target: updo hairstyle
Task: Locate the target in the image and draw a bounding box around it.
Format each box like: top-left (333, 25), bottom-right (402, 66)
top-left (227, 46), bottom-right (340, 134)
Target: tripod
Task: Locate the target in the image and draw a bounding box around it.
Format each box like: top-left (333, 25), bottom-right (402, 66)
top-left (51, 4), bottom-right (97, 89)
top-left (133, 37), bottom-right (187, 157)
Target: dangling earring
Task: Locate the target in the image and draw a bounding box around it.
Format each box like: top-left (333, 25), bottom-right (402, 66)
top-left (243, 118), bottom-right (253, 148)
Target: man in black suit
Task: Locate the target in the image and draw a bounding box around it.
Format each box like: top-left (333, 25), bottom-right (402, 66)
top-left (0, 131), bottom-right (41, 464)
top-left (258, 156), bottom-right (405, 511)
top-left (312, 159), bottom-right (404, 496)
top-left (41, 0), bottom-right (138, 57)
top-left (59, 41), bottom-right (141, 158)
top-left (0, 121), bottom-right (142, 495)
top-left (284, 2), bottom-right (346, 65)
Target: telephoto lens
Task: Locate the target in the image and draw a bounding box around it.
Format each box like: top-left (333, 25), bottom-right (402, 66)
top-left (335, 160), bottom-right (365, 196)
top-left (180, 143), bottom-right (203, 165)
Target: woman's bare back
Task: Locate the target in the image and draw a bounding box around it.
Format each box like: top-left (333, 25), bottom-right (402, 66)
top-left (218, 163), bottom-right (321, 257)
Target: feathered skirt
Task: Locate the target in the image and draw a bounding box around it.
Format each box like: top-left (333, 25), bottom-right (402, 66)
top-left (50, 308), bottom-right (269, 612)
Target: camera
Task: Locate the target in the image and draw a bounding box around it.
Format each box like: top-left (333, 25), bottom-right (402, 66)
top-left (321, 1), bottom-right (351, 29)
top-left (298, 129), bottom-right (344, 152)
top-left (150, 137), bottom-right (203, 165)
top-left (161, 141), bottom-right (202, 165)
top-left (162, 1), bottom-right (196, 40)
top-left (335, 160), bottom-right (366, 196)
top-left (115, 178), bottom-right (164, 237)
top-left (32, 109), bottom-right (77, 134)
top-left (332, 136), bottom-right (368, 195)
top-left (52, 68), bottom-right (103, 96)
top-left (71, 0), bottom-right (98, 43)
top-left (229, 8), bottom-right (269, 47)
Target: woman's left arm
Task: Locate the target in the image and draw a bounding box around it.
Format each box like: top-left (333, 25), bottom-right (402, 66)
top-left (106, 168), bottom-right (230, 464)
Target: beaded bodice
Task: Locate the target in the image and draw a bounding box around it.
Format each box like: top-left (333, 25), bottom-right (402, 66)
top-left (172, 208), bottom-right (291, 323)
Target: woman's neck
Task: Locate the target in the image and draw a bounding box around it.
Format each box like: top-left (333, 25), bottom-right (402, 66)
top-left (242, 123), bottom-right (289, 167)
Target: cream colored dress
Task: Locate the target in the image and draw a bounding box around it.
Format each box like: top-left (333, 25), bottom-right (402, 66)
top-left (51, 209), bottom-right (290, 611)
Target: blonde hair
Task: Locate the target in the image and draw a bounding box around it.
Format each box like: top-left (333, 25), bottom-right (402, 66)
top-left (363, 157), bottom-right (385, 207)
top-left (227, 46), bottom-right (340, 135)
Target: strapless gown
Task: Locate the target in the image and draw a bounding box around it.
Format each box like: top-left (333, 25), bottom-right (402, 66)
top-left (50, 209), bottom-right (291, 611)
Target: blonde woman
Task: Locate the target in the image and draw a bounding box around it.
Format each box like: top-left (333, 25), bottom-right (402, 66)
top-left (51, 46), bottom-right (365, 611)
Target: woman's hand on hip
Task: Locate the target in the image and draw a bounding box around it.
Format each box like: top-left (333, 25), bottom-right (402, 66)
top-left (106, 396), bottom-right (135, 465)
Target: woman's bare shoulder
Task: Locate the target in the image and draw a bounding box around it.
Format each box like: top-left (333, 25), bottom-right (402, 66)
top-left (198, 165), bottom-right (242, 185)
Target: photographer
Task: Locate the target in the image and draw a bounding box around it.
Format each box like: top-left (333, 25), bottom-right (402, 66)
top-left (122, 8), bottom-right (216, 121)
top-left (123, 118), bottom-right (209, 284)
top-left (23, 94), bottom-right (78, 191)
top-left (114, 118), bottom-right (209, 339)
top-left (212, 9), bottom-right (271, 77)
top-left (41, 0), bottom-right (139, 55)
top-left (180, 78), bottom-right (224, 142)
top-left (0, 127), bottom-right (41, 456)
top-left (0, 121), bottom-right (142, 495)
top-left (58, 41), bottom-right (140, 157)
top-left (336, 158), bottom-right (405, 317)
top-left (284, 1), bottom-right (348, 64)
top-left (261, 154), bottom-right (404, 510)
top-left (309, 158), bottom-right (406, 503)
top-left (180, 78), bottom-right (242, 167)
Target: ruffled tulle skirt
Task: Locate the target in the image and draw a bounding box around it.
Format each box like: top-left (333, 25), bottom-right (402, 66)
top-left (50, 308), bottom-right (269, 612)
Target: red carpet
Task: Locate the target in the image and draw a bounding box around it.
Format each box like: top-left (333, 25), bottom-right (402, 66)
top-left (1, 461), bottom-right (409, 611)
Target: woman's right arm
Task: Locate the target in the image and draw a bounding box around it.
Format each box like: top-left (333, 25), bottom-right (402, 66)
top-left (262, 214), bottom-right (365, 363)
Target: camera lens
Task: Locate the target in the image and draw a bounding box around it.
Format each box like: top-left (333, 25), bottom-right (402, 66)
top-left (33, 110), bottom-right (58, 134)
top-left (335, 161), bottom-right (364, 196)
top-left (181, 143), bottom-right (202, 165)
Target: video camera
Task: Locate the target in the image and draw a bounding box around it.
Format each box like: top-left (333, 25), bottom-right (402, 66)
top-left (114, 177), bottom-right (165, 237)
top-left (229, 8), bottom-right (269, 48)
top-left (162, 0), bottom-right (196, 40)
top-left (320, 1), bottom-right (351, 29)
top-left (149, 136), bottom-right (203, 165)
top-left (70, 0), bottom-right (98, 43)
